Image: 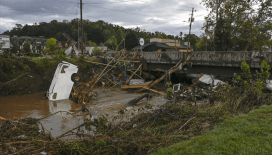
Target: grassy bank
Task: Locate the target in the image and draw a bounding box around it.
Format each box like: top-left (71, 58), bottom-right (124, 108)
top-left (153, 104), bottom-right (272, 155)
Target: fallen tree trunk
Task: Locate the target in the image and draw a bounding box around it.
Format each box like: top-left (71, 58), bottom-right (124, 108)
top-left (127, 93), bottom-right (152, 106)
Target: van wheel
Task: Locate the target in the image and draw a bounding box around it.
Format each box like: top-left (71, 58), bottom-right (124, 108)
top-left (71, 73), bottom-right (80, 83)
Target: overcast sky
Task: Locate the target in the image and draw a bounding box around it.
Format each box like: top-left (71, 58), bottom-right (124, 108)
top-left (0, 0), bottom-right (210, 37)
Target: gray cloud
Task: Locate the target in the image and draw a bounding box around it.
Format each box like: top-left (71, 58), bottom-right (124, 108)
top-left (0, 0), bottom-right (209, 37)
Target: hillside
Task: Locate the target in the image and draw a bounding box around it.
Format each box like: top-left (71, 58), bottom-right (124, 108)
top-left (2, 19), bottom-right (186, 50)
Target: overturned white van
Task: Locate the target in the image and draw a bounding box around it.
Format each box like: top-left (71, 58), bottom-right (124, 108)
top-left (46, 61), bottom-right (80, 100)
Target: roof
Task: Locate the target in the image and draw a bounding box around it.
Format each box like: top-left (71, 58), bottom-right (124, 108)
top-left (136, 42), bottom-right (192, 50)
top-left (57, 41), bottom-right (73, 48)
top-left (179, 44), bottom-right (190, 49)
top-left (136, 42), bottom-right (169, 49)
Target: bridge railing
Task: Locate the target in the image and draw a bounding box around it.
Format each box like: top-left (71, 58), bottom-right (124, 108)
top-left (131, 51), bottom-right (272, 62)
top-left (130, 51), bottom-right (272, 68)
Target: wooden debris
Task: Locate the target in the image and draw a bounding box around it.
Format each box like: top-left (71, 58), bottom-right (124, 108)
top-left (192, 73), bottom-right (204, 84)
top-left (138, 55), bottom-right (192, 93)
top-left (126, 64), bottom-right (142, 84)
top-left (85, 60), bottom-right (116, 68)
top-left (142, 87), bottom-right (165, 96)
top-left (121, 81), bottom-right (153, 89)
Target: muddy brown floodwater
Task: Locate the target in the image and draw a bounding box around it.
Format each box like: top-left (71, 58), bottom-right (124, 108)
top-left (0, 92), bottom-right (85, 140)
top-left (0, 88), bottom-right (169, 140)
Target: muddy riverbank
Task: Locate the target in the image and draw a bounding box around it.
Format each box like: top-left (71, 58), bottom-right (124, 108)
top-left (0, 54), bottom-right (102, 97)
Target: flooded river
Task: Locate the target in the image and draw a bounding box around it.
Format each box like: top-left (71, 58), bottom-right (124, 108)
top-left (0, 88), bottom-right (168, 140)
top-left (0, 92), bottom-right (84, 139)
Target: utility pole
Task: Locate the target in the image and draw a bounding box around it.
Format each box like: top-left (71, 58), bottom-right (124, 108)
top-left (214, 0), bottom-right (219, 51)
top-left (78, 18), bottom-right (79, 52)
top-left (175, 38), bottom-right (177, 51)
top-left (206, 21), bottom-right (209, 51)
top-left (206, 35), bottom-right (208, 51)
top-left (80, 0), bottom-right (83, 55)
top-left (186, 7), bottom-right (195, 55)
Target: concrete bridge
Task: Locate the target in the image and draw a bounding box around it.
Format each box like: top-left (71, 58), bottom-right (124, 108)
top-left (129, 51), bottom-right (272, 80)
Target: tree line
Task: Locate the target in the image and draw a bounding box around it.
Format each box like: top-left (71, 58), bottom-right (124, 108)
top-left (197, 0), bottom-right (272, 51)
top-left (3, 19), bottom-right (186, 51)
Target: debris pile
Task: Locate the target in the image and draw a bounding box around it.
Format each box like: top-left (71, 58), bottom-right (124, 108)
top-left (1, 51), bottom-right (272, 154)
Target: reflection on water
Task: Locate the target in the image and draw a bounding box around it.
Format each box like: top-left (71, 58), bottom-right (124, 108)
top-left (0, 92), bottom-right (84, 139)
top-left (0, 92), bottom-right (50, 121)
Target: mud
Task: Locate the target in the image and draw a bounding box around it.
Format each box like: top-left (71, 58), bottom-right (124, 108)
top-left (0, 88), bottom-right (169, 139)
top-left (0, 55), bottom-right (54, 97)
top-left (89, 88), bottom-right (169, 125)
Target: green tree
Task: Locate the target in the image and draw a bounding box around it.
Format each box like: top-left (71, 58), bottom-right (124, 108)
top-left (11, 42), bottom-right (20, 54)
top-left (145, 38), bottom-right (150, 44)
top-left (201, 0), bottom-right (272, 51)
top-left (23, 42), bottom-right (31, 54)
top-left (116, 28), bottom-right (126, 50)
top-left (105, 36), bottom-right (118, 50)
top-left (125, 32), bottom-right (138, 50)
top-left (102, 30), bottom-right (111, 41)
top-left (195, 34), bottom-right (213, 51)
top-left (45, 38), bottom-right (57, 53)
top-left (88, 40), bottom-right (97, 46)
top-left (184, 34), bottom-right (200, 50)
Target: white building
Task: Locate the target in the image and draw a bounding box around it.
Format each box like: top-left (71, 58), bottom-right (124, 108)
top-left (0, 35), bottom-right (10, 53)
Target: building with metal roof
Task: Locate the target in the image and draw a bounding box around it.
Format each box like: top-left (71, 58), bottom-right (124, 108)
top-left (133, 41), bottom-right (193, 52)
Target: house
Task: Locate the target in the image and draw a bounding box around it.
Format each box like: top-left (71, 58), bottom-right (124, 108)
top-left (262, 45), bottom-right (272, 52)
top-left (0, 35), bottom-right (11, 53)
top-left (57, 41), bottom-right (107, 55)
top-left (56, 41), bottom-right (74, 51)
top-left (133, 37), bottom-right (193, 52)
top-left (10, 36), bottom-right (47, 53)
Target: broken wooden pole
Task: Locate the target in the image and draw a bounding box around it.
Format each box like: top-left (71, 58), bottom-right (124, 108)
top-left (142, 87), bottom-right (165, 96)
top-left (90, 52), bottom-right (128, 90)
top-left (137, 55), bottom-right (191, 93)
top-left (126, 64), bottom-right (142, 84)
top-left (148, 61), bottom-right (190, 89)
top-left (85, 60), bottom-right (116, 68)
